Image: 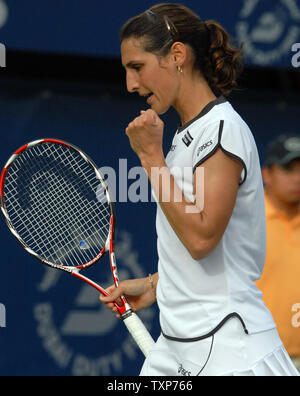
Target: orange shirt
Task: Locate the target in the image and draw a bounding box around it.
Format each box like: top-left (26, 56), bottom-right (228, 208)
top-left (256, 194), bottom-right (300, 357)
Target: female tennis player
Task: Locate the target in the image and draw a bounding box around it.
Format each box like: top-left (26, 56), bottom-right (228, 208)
top-left (100, 3), bottom-right (299, 376)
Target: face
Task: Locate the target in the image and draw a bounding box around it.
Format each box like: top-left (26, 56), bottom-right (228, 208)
top-left (121, 38), bottom-right (180, 115)
top-left (263, 159), bottom-right (300, 204)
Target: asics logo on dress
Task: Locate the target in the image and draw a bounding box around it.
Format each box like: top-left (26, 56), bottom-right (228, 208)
top-left (178, 363), bottom-right (191, 376)
top-left (197, 140), bottom-right (213, 156)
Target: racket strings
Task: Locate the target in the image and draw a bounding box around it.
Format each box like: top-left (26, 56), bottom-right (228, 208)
top-left (6, 148), bottom-right (109, 265)
top-left (7, 169), bottom-right (96, 265)
top-left (22, 176), bottom-right (100, 265)
top-left (4, 143), bottom-right (111, 267)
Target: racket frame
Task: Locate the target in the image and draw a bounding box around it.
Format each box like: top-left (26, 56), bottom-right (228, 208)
top-left (0, 138), bottom-right (128, 315)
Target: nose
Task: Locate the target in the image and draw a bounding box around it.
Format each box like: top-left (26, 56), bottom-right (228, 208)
top-left (126, 71), bottom-right (139, 93)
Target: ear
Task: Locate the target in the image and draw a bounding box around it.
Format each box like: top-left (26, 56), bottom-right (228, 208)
top-left (170, 41), bottom-right (187, 68)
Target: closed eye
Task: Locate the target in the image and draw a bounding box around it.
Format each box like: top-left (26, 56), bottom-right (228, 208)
top-left (131, 65), bottom-right (142, 71)
top-left (125, 62), bottom-right (143, 72)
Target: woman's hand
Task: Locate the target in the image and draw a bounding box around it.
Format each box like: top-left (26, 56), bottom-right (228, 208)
top-left (99, 276), bottom-right (157, 319)
top-left (125, 109), bottom-right (165, 164)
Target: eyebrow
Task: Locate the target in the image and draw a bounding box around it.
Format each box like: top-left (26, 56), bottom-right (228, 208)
top-left (123, 61), bottom-right (144, 69)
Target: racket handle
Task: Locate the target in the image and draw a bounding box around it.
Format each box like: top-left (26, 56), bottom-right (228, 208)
top-left (122, 312), bottom-right (155, 357)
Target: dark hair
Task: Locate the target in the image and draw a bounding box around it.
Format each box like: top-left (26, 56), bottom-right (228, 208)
top-left (120, 3), bottom-right (243, 96)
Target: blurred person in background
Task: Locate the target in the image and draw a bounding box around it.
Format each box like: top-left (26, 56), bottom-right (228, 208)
top-left (257, 134), bottom-right (300, 372)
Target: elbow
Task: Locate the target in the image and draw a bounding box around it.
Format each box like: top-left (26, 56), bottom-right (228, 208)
top-left (187, 237), bottom-right (217, 261)
top-left (189, 248), bottom-right (211, 261)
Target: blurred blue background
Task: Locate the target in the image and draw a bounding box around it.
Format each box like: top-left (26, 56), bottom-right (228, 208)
top-left (0, 0), bottom-right (299, 376)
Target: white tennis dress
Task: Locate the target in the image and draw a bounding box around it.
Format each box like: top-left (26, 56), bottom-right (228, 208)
top-left (140, 97), bottom-right (299, 376)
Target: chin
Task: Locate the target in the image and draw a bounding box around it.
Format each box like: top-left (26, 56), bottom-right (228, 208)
top-left (152, 104), bottom-right (170, 116)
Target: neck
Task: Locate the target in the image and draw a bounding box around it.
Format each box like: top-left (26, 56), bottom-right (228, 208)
top-left (266, 190), bottom-right (300, 219)
top-left (173, 73), bottom-right (217, 127)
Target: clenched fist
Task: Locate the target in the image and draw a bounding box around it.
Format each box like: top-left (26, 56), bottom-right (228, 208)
top-left (125, 109), bottom-right (165, 164)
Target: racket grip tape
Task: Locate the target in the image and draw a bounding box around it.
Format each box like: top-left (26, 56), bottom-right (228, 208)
top-left (122, 312), bottom-right (155, 357)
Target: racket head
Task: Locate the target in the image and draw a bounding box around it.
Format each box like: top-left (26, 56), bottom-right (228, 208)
top-left (0, 138), bottom-right (115, 272)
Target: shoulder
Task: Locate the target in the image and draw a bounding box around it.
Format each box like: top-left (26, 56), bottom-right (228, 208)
top-left (190, 103), bottom-right (257, 185)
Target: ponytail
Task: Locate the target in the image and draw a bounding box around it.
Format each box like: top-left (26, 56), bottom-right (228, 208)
top-left (202, 21), bottom-right (243, 96)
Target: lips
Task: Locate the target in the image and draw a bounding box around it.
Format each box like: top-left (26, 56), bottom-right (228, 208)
top-left (147, 94), bottom-right (154, 105)
top-left (141, 92), bottom-right (154, 104)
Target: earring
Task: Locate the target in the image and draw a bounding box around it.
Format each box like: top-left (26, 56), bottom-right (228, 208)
top-left (177, 66), bottom-right (183, 73)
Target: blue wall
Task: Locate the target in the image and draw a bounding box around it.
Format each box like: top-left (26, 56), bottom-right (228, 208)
top-left (1, 0), bottom-right (300, 67)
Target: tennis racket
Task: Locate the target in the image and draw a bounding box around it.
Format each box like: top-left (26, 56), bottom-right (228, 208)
top-left (0, 138), bottom-right (155, 357)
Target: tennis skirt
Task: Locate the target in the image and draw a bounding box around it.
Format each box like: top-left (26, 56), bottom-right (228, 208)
top-left (140, 318), bottom-right (299, 376)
